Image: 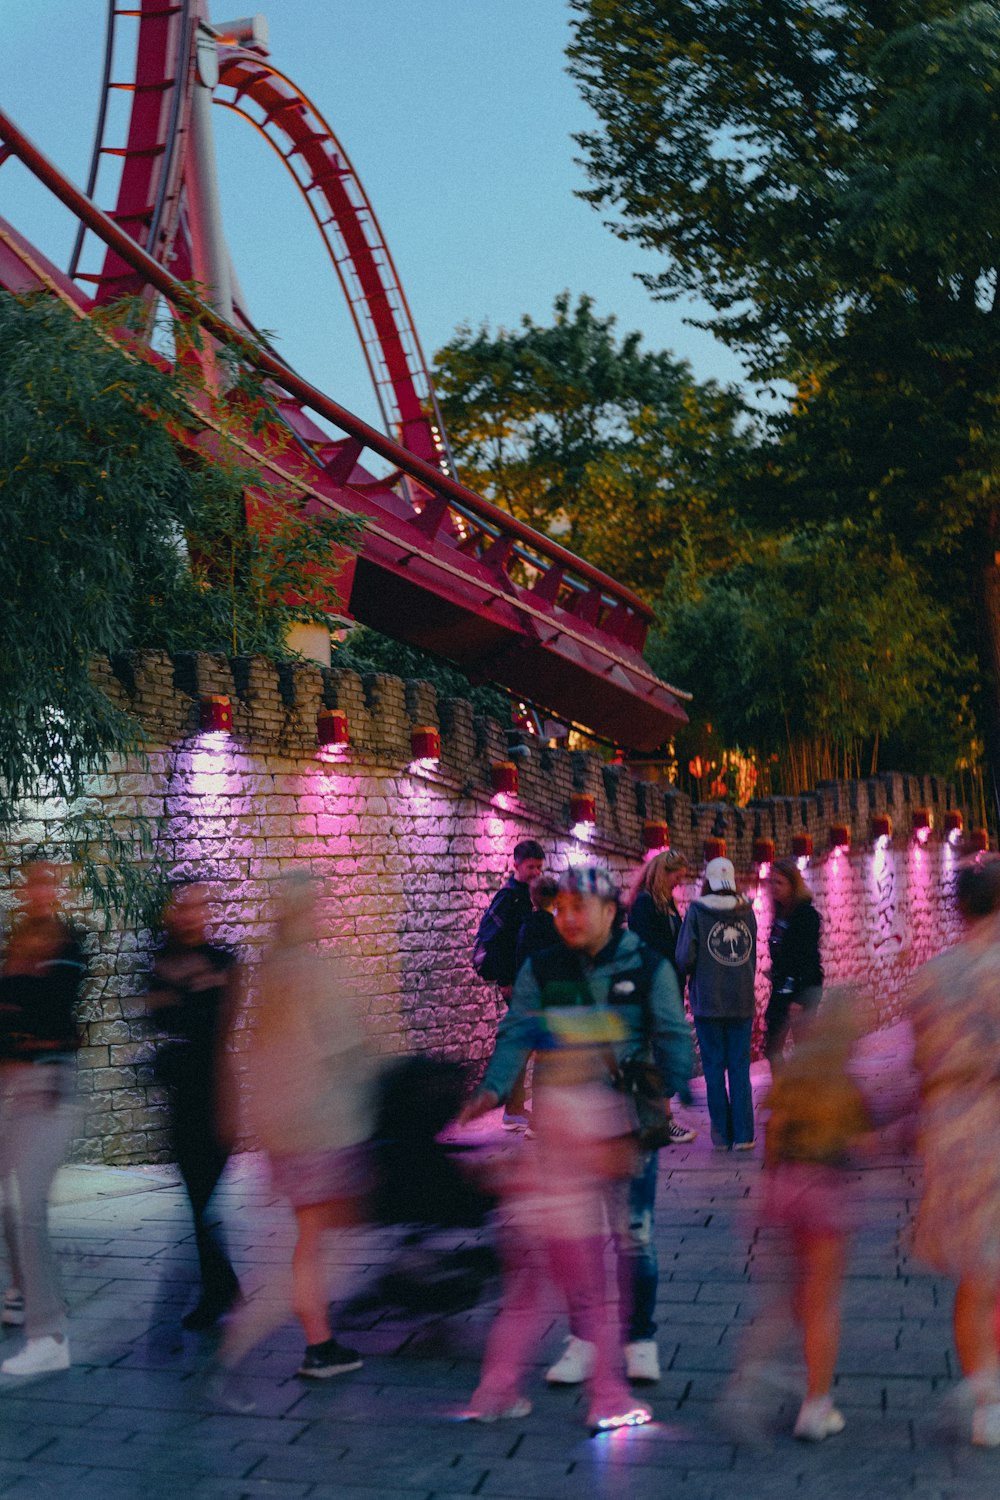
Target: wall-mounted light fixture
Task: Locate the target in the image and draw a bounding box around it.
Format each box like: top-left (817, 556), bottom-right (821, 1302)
top-left (871, 814), bottom-right (893, 846)
top-left (316, 709), bottom-right (349, 748)
top-left (570, 793), bottom-right (597, 828)
top-left (829, 823), bottom-right (851, 853)
top-left (490, 761), bottom-right (519, 797)
top-left (912, 808), bottom-right (933, 845)
top-left (791, 833), bottom-right (814, 861)
top-left (944, 810), bottom-right (964, 845)
top-left (971, 827), bottom-right (990, 853)
top-left (410, 725), bottom-right (441, 763)
top-left (642, 821), bottom-right (670, 852)
top-left (703, 836), bottom-right (727, 862)
top-left (752, 837), bottom-right (775, 867)
top-left (200, 695), bottom-right (232, 732)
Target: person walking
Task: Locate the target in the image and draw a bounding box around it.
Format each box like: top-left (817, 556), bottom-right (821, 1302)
top-left (147, 880), bottom-right (242, 1330)
top-left (0, 862), bottom-right (84, 1375)
top-left (463, 864), bottom-right (692, 1395)
top-left (764, 857), bottom-right (823, 1072)
top-left (627, 851), bottom-right (696, 1144)
top-left (676, 856), bottom-right (758, 1151)
top-left (222, 873), bottom-right (377, 1384)
top-left (472, 839), bottom-right (544, 1130)
top-left (907, 860), bottom-right (1000, 1446)
top-left (725, 992), bottom-right (871, 1442)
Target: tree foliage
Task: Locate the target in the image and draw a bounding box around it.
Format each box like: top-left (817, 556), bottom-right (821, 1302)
top-left (433, 292), bottom-right (752, 597)
top-left (0, 291), bottom-right (358, 909)
top-left (568, 1), bottom-right (1000, 795)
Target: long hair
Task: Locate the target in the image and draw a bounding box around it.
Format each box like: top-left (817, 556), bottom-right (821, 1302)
top-left (770, 856), bottom-right (812, 915)
top-left (627, 850), bottom-right (687, 913)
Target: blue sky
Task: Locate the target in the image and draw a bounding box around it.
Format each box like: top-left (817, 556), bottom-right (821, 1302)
top-left (3, 1), bottom-right (746, 436)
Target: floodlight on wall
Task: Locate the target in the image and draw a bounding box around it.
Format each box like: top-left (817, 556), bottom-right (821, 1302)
top-left (944, 810), bottom-right (964, 845)
top-left (703, 836), bottom-right (727, 862)
top-left (570, 793), bottom-right (597, 828)
top-left (971, 827), bottom-right (990, 853)
top-left (752, 837), bottom-right (775, 868)
top-left (200, 695), bottom-right (232, 732)
top-left (911, 808), bottom-right (933, 845)
top-left (642, 821), bottom-right (670, 852)
top-left (316, 709), bottom-right (349, 748)
top-left (410, 725), bottom-right (441, 765)
top-left (490, 761), bottom-right (519, 797)
top-left (791, 833), bottom-right (814, 861)
top-left (871, 814), bottom-right (893, 847)
top-left (829, 824), bottom-right (851, 853)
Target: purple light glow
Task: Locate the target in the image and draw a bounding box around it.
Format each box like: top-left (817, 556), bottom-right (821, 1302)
top-left (915, 825), bottom-right (932, 846)
top-left (571, 821), bottom-right (595, 843)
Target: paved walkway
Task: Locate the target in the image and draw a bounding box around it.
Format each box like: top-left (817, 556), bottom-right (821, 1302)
top-left (0, 1026), bottom-right (996, 1499)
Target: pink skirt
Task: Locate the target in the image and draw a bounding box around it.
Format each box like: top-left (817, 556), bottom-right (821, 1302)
top-left (763, 1160), bottom-right (861, 1238)
top-left (268, 1142), bottom-right (371, 1208)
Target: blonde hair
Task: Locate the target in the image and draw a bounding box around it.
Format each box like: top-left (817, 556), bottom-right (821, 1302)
top-left (627, 850), bottom-right (687, 913)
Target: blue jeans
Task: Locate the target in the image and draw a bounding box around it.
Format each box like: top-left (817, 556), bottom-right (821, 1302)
top-left (694, 1017), bottom-right (754, 1148)
top-left (616, 1149), bottom-right (658, 1341)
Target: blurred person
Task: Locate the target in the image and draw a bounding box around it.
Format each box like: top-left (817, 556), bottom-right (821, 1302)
top-left (218, 873), bottom-right (376, 1388)
top-left (763, 858), bottom-right (823, 1073)
top-left (461, 863), bottom-right (692, 1406)
top-left (627, 851), bottom-right (697, 1144)
top-left (676, 857), bottom-right (758, 1151)
top-left (147, 879), bottom-right (241, 1330)
top-left (0, 861), bottom-right (83, 1375)
top-left (907, 859), bottom-right (1000, 1447)
top-left (514, 873), bottom-right (559, 972)
top-left (472, 840), bottom-right (544, 1130)
top-left (724, 991), bottom-right (871, 1442)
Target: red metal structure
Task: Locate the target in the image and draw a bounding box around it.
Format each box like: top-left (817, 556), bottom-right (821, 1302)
top-left (0, 1), bottom-right (690, 750)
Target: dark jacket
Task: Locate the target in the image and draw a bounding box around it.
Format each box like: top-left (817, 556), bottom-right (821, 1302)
top-left (481, 927), bottom-right (693, 1104)
top-left (628, 891), bottom-right (682, 980)
top-left (675, 895), bottom-right (758, 1020)
top-left (515, 908), bottom-right (557, 973)
top-left (0, 922), bottom-right (84, 1064)
top-left (147, 941), bottom-right (237, 1093)
top-left (768, 900), bottom-right (823, 1001)
top-left (473, 875), bottom-right (534, 988)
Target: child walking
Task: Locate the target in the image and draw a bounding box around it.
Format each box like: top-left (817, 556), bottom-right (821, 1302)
top-left (464, 1012), bottom-right (650, 1431)
top-left (728, 991), bottom-right (871, 1441)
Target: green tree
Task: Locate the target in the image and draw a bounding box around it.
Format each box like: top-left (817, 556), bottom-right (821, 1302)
top-left (433, 291), bottom-right (752, 598)
top-left (569, 1), bottom-right (1000, 793)
top-left (0, 291), bottom-right (358, 914)
top-left (649, 524), bottom-right (972, 792)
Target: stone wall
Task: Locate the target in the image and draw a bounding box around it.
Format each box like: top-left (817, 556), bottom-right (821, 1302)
top-left (0, 650), bottom-right (975, 1164)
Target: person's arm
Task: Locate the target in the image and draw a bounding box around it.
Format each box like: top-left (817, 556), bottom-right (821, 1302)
top-left (674, 906), bottom-right (698, 975)
top-left (458, 957), bottom-right (541, 1122)
top-left (645, 958), bottom-right (694, 1104)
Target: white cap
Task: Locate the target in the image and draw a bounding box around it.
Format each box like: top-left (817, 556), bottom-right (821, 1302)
top-left (705, 856), bottom-right (736, 893)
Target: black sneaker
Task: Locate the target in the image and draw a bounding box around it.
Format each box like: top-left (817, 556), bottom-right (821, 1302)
top-left (297, 1338), bottom-right (363, 1379)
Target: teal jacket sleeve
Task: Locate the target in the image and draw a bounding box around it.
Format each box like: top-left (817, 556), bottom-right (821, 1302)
top-left (479, 957), bottom-right (541, 1103)
top-left (646, 957), bottom-right (694, 1104)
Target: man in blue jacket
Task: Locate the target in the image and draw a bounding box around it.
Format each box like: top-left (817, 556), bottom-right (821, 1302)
top-left (462, 863), bottom-right (693, 1385)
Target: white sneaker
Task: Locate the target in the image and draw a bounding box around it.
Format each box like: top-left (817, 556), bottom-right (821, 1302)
top-left (468, 1397), bottom-right (532, 1422)
top-left (1, 1336), bottom-right (70, 1376)
top-left (972, 1401), bottom-right (1000, 1447)
top-left (793, 1395), bottom-right (845, 1441)
top-left (625, 1339), bottom-right (661, 1382)
top-left (2, 1288), bottom-right (24, 1327)
top-left (545, 1335), bottom-right (596, 1384)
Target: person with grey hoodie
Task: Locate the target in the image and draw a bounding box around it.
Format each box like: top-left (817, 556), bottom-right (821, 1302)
top-left (675, 857), bottom-right (758, 1151)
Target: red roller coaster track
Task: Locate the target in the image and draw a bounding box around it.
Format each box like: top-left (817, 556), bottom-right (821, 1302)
top-left (0, 1), bottom-right (690, 750)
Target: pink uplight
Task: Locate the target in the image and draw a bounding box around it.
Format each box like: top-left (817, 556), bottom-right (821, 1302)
top-left (915, 824), bottom-right (932, 846)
